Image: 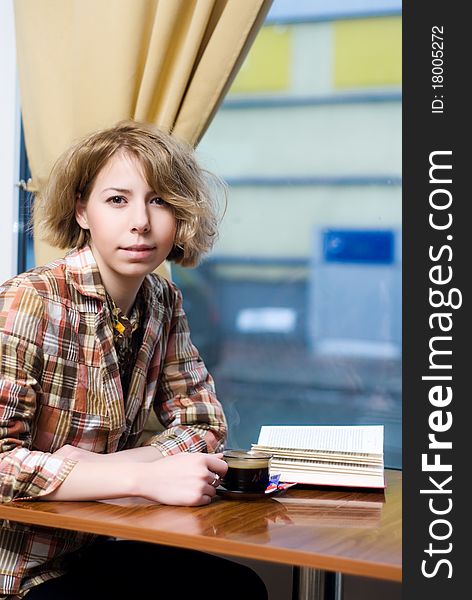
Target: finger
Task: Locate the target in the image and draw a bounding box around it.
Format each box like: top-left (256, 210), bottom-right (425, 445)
top-left (207, 472), bottom-right (221, 487)
top-left (205, 455), bottom-right (228, 476)
top-left (188, 492), bottom-right (213, 507)
top-left (204, 484), bottom-right (217, 498)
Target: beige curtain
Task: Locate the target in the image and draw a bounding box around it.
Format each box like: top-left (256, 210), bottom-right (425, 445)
top-left (14, 0), bottom-right (272, 267)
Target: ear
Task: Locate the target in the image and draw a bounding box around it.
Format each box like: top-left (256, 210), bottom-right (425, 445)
top-left (75, 194), bottom-right (89, 229)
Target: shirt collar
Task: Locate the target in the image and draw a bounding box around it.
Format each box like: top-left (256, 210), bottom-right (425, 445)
top-left (64, 245), bottom-right (107, 301)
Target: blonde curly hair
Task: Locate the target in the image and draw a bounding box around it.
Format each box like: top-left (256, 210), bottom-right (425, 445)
top-left (34, 120), bottom-right (225, 267)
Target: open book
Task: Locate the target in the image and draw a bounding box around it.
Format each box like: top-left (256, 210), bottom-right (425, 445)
top-left (251, 425), bottom-right (385, 489)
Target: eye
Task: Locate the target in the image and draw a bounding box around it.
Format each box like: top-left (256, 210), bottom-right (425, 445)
top-left (108, 195), bottom-right (126, 205)
top-left (150, 197), bottom-right (167, 206)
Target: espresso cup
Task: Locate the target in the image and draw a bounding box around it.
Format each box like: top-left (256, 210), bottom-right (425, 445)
top-left (221, 450), bottom-right (272, 493)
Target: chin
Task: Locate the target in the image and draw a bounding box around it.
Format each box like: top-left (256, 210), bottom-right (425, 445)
top-left (120, 262), bottom-right (161, 277)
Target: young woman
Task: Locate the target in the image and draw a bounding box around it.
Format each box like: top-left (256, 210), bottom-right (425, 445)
top-left (0, 121), bottom-right (267, 599)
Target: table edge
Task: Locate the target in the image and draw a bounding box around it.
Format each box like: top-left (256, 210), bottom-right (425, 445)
top-left (0, 502), bottom-right (402, 582)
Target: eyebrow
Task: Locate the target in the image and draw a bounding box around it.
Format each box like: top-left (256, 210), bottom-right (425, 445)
top-left (102, 187), bottom-right (132, 194)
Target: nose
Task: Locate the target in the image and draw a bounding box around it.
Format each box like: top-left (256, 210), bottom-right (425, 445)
top-left (130, 201), bottom-right (150, 233)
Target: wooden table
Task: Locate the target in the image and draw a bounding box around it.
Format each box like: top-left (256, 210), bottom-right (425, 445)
top-left (0, 469), bottom-right (401, 600)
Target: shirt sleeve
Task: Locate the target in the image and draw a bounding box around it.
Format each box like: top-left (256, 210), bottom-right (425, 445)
top-left (0, 282), bottom-right (76, 502)
top-left (145, 282), bottom-right (227, 456)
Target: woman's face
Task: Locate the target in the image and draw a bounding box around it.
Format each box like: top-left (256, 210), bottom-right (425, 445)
top-left (75, 151), bottom-right (177, 292)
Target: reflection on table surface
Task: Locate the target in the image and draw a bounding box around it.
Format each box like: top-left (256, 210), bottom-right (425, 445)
top-left (0, 470), bottom-right (401, 581)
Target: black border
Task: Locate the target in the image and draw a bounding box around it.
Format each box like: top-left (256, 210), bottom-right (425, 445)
top-left (403, 3), bottom-right (467, 597)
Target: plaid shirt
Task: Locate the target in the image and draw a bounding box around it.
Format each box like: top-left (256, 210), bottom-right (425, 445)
top-left (0, 246), bottom-right (227, 598)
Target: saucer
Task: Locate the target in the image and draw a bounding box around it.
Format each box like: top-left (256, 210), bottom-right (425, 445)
top-left (216, 486), bottom-right (286, 500)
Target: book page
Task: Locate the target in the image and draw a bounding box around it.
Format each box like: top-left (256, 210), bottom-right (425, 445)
top-left (257, 425), bottom-right (384, 455)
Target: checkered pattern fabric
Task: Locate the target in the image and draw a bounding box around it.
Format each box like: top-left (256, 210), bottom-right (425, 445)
top-left (0, 246), bottom-right (227, 597)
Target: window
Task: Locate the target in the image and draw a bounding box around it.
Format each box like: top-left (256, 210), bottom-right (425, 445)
top-left (193, 1), bottom-right (402, 467)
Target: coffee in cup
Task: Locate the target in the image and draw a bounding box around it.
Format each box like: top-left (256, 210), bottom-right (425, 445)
top-left (221, 450), bottom-right (272, 493)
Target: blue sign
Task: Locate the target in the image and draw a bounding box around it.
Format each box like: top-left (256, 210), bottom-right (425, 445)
top-left (323, 229), bottom-right (395, 264)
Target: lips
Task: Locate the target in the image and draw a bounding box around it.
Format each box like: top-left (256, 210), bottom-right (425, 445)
top-left (119, 245), bottom-right (157, 261)
top-left (121, 245), bottom-right (156, 251)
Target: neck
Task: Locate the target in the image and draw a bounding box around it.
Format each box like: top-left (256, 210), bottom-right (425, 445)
top-left (90, 249), bottom-right (144, 315)
top-left (106, 284), bottom-right (140, 316)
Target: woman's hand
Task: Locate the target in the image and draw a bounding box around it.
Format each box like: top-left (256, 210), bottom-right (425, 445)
top-left (138, 452), bottom-right (228, 506)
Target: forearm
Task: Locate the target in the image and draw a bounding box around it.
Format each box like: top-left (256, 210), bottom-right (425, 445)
top-left (41, 447), bottom-right (163, 500)
top-left (53, 444), bottom-right (163, 463)
top-left (108, 446), bottom-right (163, 462)
top-left (44, 460), bottom-right (143, 501)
